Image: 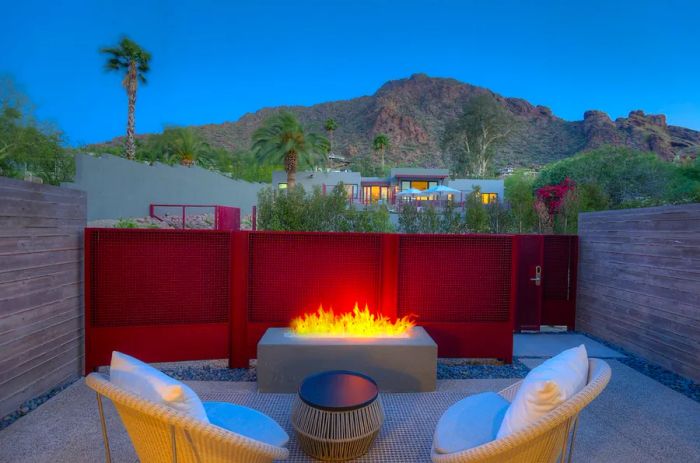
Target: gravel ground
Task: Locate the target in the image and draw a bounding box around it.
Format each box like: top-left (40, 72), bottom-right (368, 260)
top-left (2, 333), bottom-right (698, 433)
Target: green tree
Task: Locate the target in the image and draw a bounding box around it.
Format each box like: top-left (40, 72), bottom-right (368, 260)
top-left (553, 183), bottom-right (609, 234)
top-left (441, 94), bottom-right (512, 177)
top-left (504, 170), bottom-right (536, 233)
top-left (440, 201), bottom-right (467, 234)
top-left (465, 187), bottom-right (490, 232)
top-left (229, 149), bottom-right (280, 183)
top-left (487, 201), bottom-right (511, 234)
top-left (372, 133), bottom-right (390, 172)
top-left (349, 152), bottom-right (384, 177)
top-left (418, 205), bottom-right (441, 233)
top-left (0, 78), bottom-right (73, 185)
top-left (535, 146), bottom-right (678, 207)
top-left (100, 37), bottom-right (151, 160)
top-left (252, 111), bottom-right (327, 188)
top-left (398, 203), bottom-right (421, 233)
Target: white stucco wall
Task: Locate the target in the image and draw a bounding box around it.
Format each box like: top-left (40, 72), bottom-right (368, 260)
top-left (63, 153), bottom-right (266, 220)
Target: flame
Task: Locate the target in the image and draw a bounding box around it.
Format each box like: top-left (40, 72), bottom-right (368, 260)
top-left (290, 303), bottom-right (415, 338)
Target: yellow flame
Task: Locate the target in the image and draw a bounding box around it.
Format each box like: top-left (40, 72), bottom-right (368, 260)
top-left (290, 303), bottom-right (415, 338)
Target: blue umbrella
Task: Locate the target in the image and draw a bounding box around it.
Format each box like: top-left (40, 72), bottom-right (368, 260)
top-left (397, 188), bottom-right (422, 196)
top-left (420, 185), bottom-right (461, 196)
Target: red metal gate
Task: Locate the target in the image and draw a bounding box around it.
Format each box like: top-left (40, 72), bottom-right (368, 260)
top-left (514, 235), bottom-right (578, 331)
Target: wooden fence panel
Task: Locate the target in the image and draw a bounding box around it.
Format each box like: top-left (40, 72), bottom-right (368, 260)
top-left (577, 204), bottom-right (700, 382)
top-left (0, 177), bottom-right (85, 418)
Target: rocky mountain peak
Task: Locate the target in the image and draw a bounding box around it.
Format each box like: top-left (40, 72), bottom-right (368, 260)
top-left (99, 74), bottom-right (700, 167)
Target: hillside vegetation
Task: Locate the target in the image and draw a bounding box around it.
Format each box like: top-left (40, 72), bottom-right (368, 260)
top-left (95, 74), bottom-right (700, 170)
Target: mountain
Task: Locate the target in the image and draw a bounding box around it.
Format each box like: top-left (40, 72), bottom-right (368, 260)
top-left (102, 74), bottom-right (700, 169)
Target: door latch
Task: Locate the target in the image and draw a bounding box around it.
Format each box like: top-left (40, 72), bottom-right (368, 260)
top-left (530, 265), bottom-right (542, 286)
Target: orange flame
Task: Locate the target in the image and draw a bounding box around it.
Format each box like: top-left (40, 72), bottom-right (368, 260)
top-left (290, 303), bottom-right (415, 338)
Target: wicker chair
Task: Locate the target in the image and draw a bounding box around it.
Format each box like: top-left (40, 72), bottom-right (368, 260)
top-left (85, 373), bottom-right (289, 463)
top-left (431, 358), bottom-right (611, 463)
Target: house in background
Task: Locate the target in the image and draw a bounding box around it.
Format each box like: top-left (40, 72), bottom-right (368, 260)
top-left (447, 178), bottom-right (505, 205)
top-left (272, 170), bottom-right (361, 201)
top-left (272, 168), bottom-right (504, 207)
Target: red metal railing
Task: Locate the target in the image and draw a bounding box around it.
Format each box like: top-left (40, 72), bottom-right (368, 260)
top-left (84, 230), bottom-right (577, 372)
top-left (149, 204), bottom-right (240, 230)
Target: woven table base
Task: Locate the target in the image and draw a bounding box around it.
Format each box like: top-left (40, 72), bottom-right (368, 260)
top-left (291, 396), bottom-right (384, 461)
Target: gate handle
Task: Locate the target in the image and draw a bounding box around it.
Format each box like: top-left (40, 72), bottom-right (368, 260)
top-left (530, 265), bottom-right (542, 286)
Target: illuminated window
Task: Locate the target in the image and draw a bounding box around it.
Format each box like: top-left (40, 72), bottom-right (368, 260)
top-left (344, 184), bottom-right (358, 199)
top-left (362, 185), bottom-right (390, 203)
top-left (411, 180), bottom-right (428, 191)
top-left (401, 180), bottom-right (411, 190)
top-left (481, 193), bottom-right (497, 204)
top-left (278, 183), bottom-right (288, 190)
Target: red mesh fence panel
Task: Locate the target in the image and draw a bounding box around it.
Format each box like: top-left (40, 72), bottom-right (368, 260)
top-left (215, 206), bottom-right (241, 231)
top-left (247, 232), bottom-right (383, 322)
top-left (89, 229), bottom-right (230, 327)
top-left (543, 235), bottom-right (574, 301)
top-left (397, 235), bottom-right (513, 322)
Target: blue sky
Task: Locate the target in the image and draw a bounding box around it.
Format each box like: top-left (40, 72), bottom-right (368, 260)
top-left (3, 0), bottom-right (700, 145)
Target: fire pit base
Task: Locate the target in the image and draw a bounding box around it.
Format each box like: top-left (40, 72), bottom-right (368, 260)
top-left (256, 327), bottom-right (437, 393)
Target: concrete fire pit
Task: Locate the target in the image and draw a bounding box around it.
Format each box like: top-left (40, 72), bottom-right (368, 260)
top-left (257, 327), bottom-right (437, 393)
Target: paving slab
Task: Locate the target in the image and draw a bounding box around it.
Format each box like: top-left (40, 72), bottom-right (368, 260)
top-left (521, 358), bottom-right (700, 463)
top-left (514, 333), bottom-right (626, 358)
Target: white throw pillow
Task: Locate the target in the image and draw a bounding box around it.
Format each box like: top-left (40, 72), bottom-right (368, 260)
top-left (109, 351), bottom-right (209, 423)
top-left (497, 344), bottom-right (588, 438)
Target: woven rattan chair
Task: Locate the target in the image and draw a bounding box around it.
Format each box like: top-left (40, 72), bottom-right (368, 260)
top-left (431, 358), bottom-right (611, 463)
top-left (85, 373), bottom-right (289, 463)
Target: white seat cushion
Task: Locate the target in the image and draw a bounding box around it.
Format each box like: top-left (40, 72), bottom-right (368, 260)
top-left (109, 351), bottom-right (209, 423)
top-left (497, 344), bottom-right (588, 438)
top-left (433, 392), bottom-right (510, 454)
top-left (204, 402), bottom-right (289, 447)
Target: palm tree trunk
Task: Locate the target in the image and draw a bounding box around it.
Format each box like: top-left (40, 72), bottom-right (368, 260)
top-left (285, 151), bottom-right (298, 188)
top-left (125, 62), bottom-right (138, 160)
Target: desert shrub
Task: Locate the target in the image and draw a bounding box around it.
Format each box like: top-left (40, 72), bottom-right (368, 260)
top-left (257, 184), bottom-right (393, 232)
top-left (114, 218), bottom-right (138, 228)
top-left (398, 203), bottom-right (421, 233)
top-left (418, 205), bottom-right (441, 233)
top-left (440, 201), bottom-right (468, 234)
top-left (504, 170), bottom-right (537, 233)
top-left (535, 146), bottom-right (685, 207)
top-left (465, 187), bottom-right (490, 232)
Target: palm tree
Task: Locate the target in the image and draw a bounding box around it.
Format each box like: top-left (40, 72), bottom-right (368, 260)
top-left (165, 127), bottom-right (209, 167)
top-left (100, 37), bottom-right (151, 160)
top-left (324, 118), bottom-right (338, 152)
top-left (372, 133), bottom-right (390, 171)
top-left (252, 111), bottom-right (327, 188)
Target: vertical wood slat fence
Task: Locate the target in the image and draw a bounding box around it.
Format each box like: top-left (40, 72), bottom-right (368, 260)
top-left (0, 177), bottom-right (86, 418)
top-left (577, 204), bottom-right (700, 382)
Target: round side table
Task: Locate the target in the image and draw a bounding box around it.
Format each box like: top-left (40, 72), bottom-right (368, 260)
top-left (291, 370), bottom-right (384, 461)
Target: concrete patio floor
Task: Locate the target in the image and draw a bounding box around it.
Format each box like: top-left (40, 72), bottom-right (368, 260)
top-left (1, 334), bottom-right (698, 462)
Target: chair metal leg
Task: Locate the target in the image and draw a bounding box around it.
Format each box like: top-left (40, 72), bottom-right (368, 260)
top-left (96, 393), bottom-right (112, 463)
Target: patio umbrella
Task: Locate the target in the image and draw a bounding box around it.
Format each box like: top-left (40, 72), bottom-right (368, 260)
top-left (396, 188), bottom-right (422, 196)
top-left (420, 185), bottom-right (461, 196)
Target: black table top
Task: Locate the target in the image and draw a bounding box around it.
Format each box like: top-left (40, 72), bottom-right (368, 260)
top-left (299, 370), bottom-right (379, 411)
